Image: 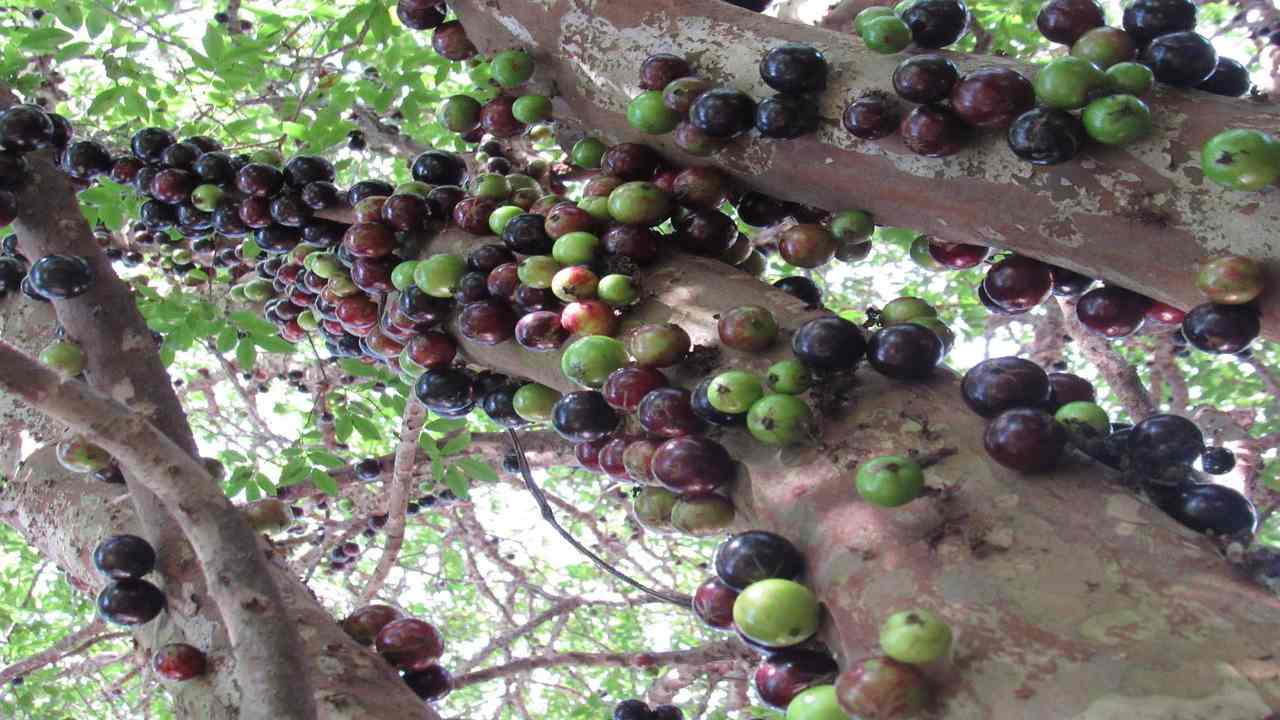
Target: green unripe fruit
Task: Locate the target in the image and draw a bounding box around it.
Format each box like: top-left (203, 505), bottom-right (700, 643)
top-left (747, 394), bottom-right (814, 446)
top-left (438, 95), bottom-right (482, 133)
top-left (551, 265), bottom-right (599, 302)
top-left (830, 210), bottom-right (874, 241)
top-left (391, 260), bottom-right (419, 291)
top-left (513, 383), bottom-right (561, 422)
top-left (632, 486), bottom-right (678, 531)
top-left (1034, 57), bottom-right (1106, 110)
top-left (1201, 129), bottom-right (1280, 192)
top-left (296, 309), bottom-right (319, 331)
top-left (229, 285), bottom-right (247, 302)
top-left (561, 335), bottom-right (629, 388)
top-left (488, 205), bottom-right (524, 235)
top-left (336, 497), bottom-right (356, 513)
top-left (879, 608), bottom-right (953, 664)
top-left (908, 236), bottom-right (945, 272)
top-left (1082, 94), bottom-right (1151, 146)
top-left (881, 297), bottom-right (936, 325)
top-left (854, 6), bottom-right (897, 36)
top-left (395, 181), bottom-right (432, 197)
top-left (909, 316), bottom-right (956, 352)
top-left (505, 173), bottom-right (540, 192)
top-left (707, 370), bottom-right (765, 414)
top-left (170, 248), bottom-right (193, 265)
top-left (243, 278), bottom-right (275, 302)
top-left (597, 274), bottom-right (639, 306)
top-left (1105, 62), bottom-right (1154, 96)
top-left (470, 173), bottom-right (510, 200)
top-left (627, 91), bottom-right (681, 135)
top-left (766, 359), bottom-right (812, 395)
top-left (56, 436), bottom-right (112, 473)
top-left (414, 254), bottom-right (467, 298)
top-left (1197, 255), bottom-right (1265, 305)
top-left (517, 255), bottom-right (562, 289)
top-left (862, 16), bottom-right (912, 54)
top-left (734, 579), bottom-right (820, 647)
top-left (39, 340), bottom-right (85, 376)
top-left (512, 95), bottom-right (553, 124)
top-left (1054, 401), bottom-right (1110, 435)
top-left (670, 495), bottom-right (735, 536)
top-left (490, 49), bottom-right (535, 87)
top-left (856, 455), bottom-right (925, 508)
top-left (570, 138), bottom-right (608, 169)
top-left (577, 196), bottom-right (611, 222)
top-left (250, 148), bottom-right (283, 165)
top-left (327, 274), bottom-right (358, 297)
top-left (787, 685), bottom-right (847, 720)
top-left (608, 181), bottom-right (672, 226)
top-left (191, 183), bottom-right (224, 212)
top-left (552, 232), bottom-right (601, 266)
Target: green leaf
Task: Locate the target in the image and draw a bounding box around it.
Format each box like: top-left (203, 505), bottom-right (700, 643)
top-left (426, 417), bottom-right (468, 432)
top-left (439, 431), bottom-right (471, 456)
top-left (85, 7), bottom-right (109, 37)
top-left (307, 450), bottom-right (346, 469)
top-left (21, 28), bottom-right (74, 52)
top-left (203, 25), bottom-right (226, 61)
top-left (310, 469), bottom-right (338, 496)
top-left (278, 460), bottom-right (310, 487)
top-left (216, 326), bottom-right (238, 353)
top-left (230, 310), bottom-right (278, 337)
top-left (253, 335), bottom-right (296, 354)
top-left (235, 337), bottom-right (257, 371)
top-left (350, 415), bottom-right (381, 442)
top-left (334, 412), bottom-right (354, 442)
top-left (455, 457), bottom-right (498, 484)
top-left (52, 1), bottom-right (83, 30)
top-left (339, 358), bottom-right (380, 377)
top-left (443, 465), bottom-right (470, 499)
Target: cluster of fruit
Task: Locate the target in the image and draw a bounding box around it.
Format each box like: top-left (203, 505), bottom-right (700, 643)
top-left (339, 604), bottom-right (453, 703)
top-left (964, 356), bottom-right (1257, 537)
top-left (843, 0), bottom-right (1280, 184)
top-left (612, 699), bottom-right (684, 720)
top-left (92, 534), bottom-right (166, 626)
top-left (692, 531), bottom-right (954, 719)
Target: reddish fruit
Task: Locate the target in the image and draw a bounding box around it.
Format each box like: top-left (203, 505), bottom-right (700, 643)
top-left (900, 105), bottom-right (969, 157)
top-left (457, 300), bottom-right (517, 345)
top-left (927, 239), bottom-right (989, 269)
top-left (603, 366), bottom-right (669, 412)
top-left (834, 656), bottom-right (929, 718)
top-left (692, 577), bottom-right (738, 629)
top-left (652, 436), bottom-right (735, 494)
top-left (560, 299), bottom-right (618, 336)
top-left (341, 604), bottom-right (405, 646)
top-left (983, 255), bottom-right (1053, 312)
top-left (718, 305), bottom-right (778, 352)
top-left (1075, 285), bottom-right (1150, 338)
top-left (637, 387), bottom-right (705, 437)
top-left (376, 618), bottom-right (444, 671)
top-left (984, 408), bottom-right (1066, 473)
top-left (949, 67), bottom-right (1035, 128)
top-left (152, 643), bottom-right (207, 681)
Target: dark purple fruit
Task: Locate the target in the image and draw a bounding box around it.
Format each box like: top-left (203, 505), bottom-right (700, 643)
top-left (867, 324), bottom-right (944, 379)
top-left (480, 96), bottom-right (525, 138)
top-left (355, 458), bottom-right (383, 481)
top-left (791, 316), bottom-right (867, 371)
top-left (347, 179), bottom-right (395, 207)
top-left (131, 127), bottom-right (175, 163)
top-left (1141, 32), bottom-right (1216, 87)
top-left (28, 254), bottom-right (93, 299)
top-left (468, 243), bottom-right (516, 273)
top-left (236, 163), bottom-right (284, 197)
top-left (692, 576), bottom-right (738, 629)
top-left (1128, 413), bottom-right (1204, 470)
top-left (1166, 484), bottom-right (1257, 536)
top-left (640, 53), bottom-right (692, 91)
top-left (900, 0), bottom-right (970, 49)
top-left (735, 191), bottom-right (792, 227)
top-left (414, 368), bottom-right (476, 417)
top-left (1075, 286), bottom-right (1150, 338)
top-left (842, 95), bottom-right (901, 140)
top-left (453, 196), bottom-right (500, 236)
top-left (927, 240), bottom-right (988, 269)
top-left (61, 141), bottom-right (113, 179)
top-left (754, 650), bottom-right (840, 709)
top-left (760, 43), bottom-right (827, 95)
top-left (457, 300), bottom-right (517, 346)
top-left (411, 150), bottom-right (466, 186)
top-left (1123, 0), bottom-right (1196, 48)
top-left (984, 407), bottom-right (1066, 473)
top-left (552, 391), bottom-right (621, 443)
top-left (514, 310), bottom-right (569, 351)
top-left (755, 94), bottom-right (819, 139)
top-left (949, 67), bottom-right (1035, 128)
top-left (1050, 266), bottom-right (1094, 296)
top-left (689, 87), bottom-right (757, 138)
top-left (614, 700), bottom-right (651, 720)
top-left (502, 213), bottom-right (553, 255)
top-left (397, 0), bottom-right (446, 30)
top-left (1181, 303), bottom-right (1259, 355)
top-left (962, 357), bottom-right (1051, 418)
top-left (651, 436), bottom-right (735, 495)
top-left (432, 20), bottom-right (477, 61)
top-left (1201, 447), bottom-right (1235, 475)
top-left (93, 534), bottom-right (157, 579)
top-left (715, 530), bottom-right (804, 589)
top-left (1197, 57), bottom-right (1251, 97)
top-left (674, 207), bottom-right (737, 256)
top-left (899, 105), bottom-right (969, 157)
top-left (97, 578), bottom-right (166, 625)
top-left (482, 384), bottom-right (525, 428)
top-left (1047, 372), bottom-right (1095, 408)
top-left (983, 255), bottom-right (1052, 312)
top-left (403, 664), bottom-right (453, 702)
top-left (1036, 0), bottom-right (1105, 44)
top-left (603, 366), bottom-right (668, 412)
top-left (637, 387), bottom-right (705, 438)
top-left (600, 143), bottom-right (661, 181)
top-left (892, 55), bottom-right (959, 104)
top-left (0, 105), bottom-right (55, 152)
top-left (284, 154), bottom-right (335, 187)
top-left (773, 276), bottom-right (822, 306)
top-left (1007, 107), bottom-right (1087, 165)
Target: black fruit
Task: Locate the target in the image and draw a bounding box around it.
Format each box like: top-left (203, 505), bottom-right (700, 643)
top-left (984, 407), bottom-right (1066, 473)
top-left (0, 105), bottom-right (55, 152)
top-left (792, 316), bottom-right (867, 371)
top-left (28, 254), bottom-right (93, 299)
top-left (93, 534), bottom-right (157, 579)
top-left (482, 384), bottom-right (525, 428)
top-left (962, 357), bottom-right (1051, 418)
top-left (892, 55), bottom-right (959, 104)
top-left (736, 192), bottom-right (792, 227)
top-left (900, 0), bottom-right (970, 49)
top-left (1166, 484), bottom-right (1257, 536)
top-left (1050, 266), bottom-right (1094, 296)
top-left (1036, 0), bottom-right (1105, 45)
top-left (689, 88), bottom-right (757, 138)
top-left (1141, 32), bottom-right (1217, 87)
top-left (355, 458), bottom-right (383, 481)
top-left (1196, 57), bottom-right (1251, 97)
top-left (842, 95), bottom-right (901, 140)
top-left (502, 213), bottom-right (553, 255)
top-left (773, 276), bottom-right (822, 306)
top-left (760, 44), bottom-right (827, 95)
top-left (61, 141), bottom-right (113, 179)
top-left (1122, 0), bottom-right (1196, 48)
top-left (97, 578), bottom-right (166, 625)
top-left (414, 368), bottom-right (476, 417)
top-left (1128, 414), bottom-right (1204, 471)
top-left (1201, 447), bottom-right (1235, 475)
top-left (715, 531), bottom-right (804, 590)
top-left (755, 94), bottom-right (819, 139)
top-left (552, 391), bottom-right (621, 443)
top-left (1181, 303), bottom-right (1260, 355)
top-left (614, 700), bottom-right (651, 720)
top-left (412, 150), bottom-right (466, 185)
top-left (131, 127), bottom-right (175, 162)
top-left (867, 323), bottom-right (944, 379)
top-left (899, 105), bottom-right (969, 158)
top-left (1007, 108), bottom-right (1086, 165)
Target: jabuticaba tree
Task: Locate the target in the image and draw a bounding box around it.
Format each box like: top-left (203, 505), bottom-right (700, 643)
top-left (0, 1), bottom-right (1279, 719)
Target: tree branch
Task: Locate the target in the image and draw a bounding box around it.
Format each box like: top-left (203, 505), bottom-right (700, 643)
top-left (0, 621), bottom-right (129, 686)
top-left (1057, 297), bottom-right (1156, 421)
top-left (358, 401), bottom-right (426, 602)
top-left (452, 640), bottom-right (749, 689)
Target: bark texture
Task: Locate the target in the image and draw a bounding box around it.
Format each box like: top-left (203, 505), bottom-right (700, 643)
top-left (454, 0), bottom-right (1280, 340)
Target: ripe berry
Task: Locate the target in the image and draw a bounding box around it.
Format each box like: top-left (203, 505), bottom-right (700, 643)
top-left (1075, 285), bottom-right (1151, 338)
top-left (1123, 0), bottom-right (1196, 48)
top-left (637, 387), bottom-right (705, 438)
top-left (414, 368), bottom-right (476, 417)
top-left (1141, 32), bottom-right (1217, 87)
top-left (792, 316), bottom-right (866, 371)
top-left (689, 87), bottom-right (757, 138)
top-left (375, 618), bottom-right (444, 671)
top-left (153, 643), bottom-right (207, 681)
top-left (892, 55), bottom-right (959, 104)
top-left (1128, 413), bottom-right (1204, 472)
top-left (754, 650), bottom-right (840, 709)
top-left (1008, 107), bottom-right (1087, 165)
top-left (835, 656), bottom-right (929, 718)
top-left (867, 324), bottom-right (944, 379)
top-left (718, 305), bottom-right (779, 352)
top-left (640, 53), bottom-right (692, 91)
top-left (93, 534), bottom-right (157, 579)
top-left (760, 44), bottom-right (826, 94)
top-left (552, 391), bottom-right (621, 442)
top-left (949, 67), bottom-right (1035, 128)
top-left (341, 604), bottom-right (405, 646)
top-left (842, 95), bottom-right (901, 140)
top-left (984, 407), bottom-right (1066, 472)
top-left (774, 276), bottom-right (823, 306)
top-left (692, 576), bottom-right (739, 629)
top-left (403, 664), bottom-right (453, 702)
top-left (97, 578), bottom-right (166, 625)
top-left (1181, 303), bottom-right (1260, 355)
top-left (1036, 0), bottom-right (1105, 45)
top-left (899, 105), bottom-right (969, 158)
top-left (603, 366), bottom-right (668, 412)
top-left (457, 300), bottom-right (517, 346)
top-left (0, 105), bottom-right (55, 152)
top-left (1166, 484), bottom-right (1257, 536)
top-left (652, 436), bottom-right (735, 494)
top-left (1197, 57), bottom-right (1252, 97)
top-left (983, 255), bottom-right (1052, 311)
top-left (715, 530), bottom-right (804, 590)
top-left (28, 254), bottom-right (93, 299)
top-left (755, 94), bottom-right (819, 139)
top-left (900, 0), bottom-right (970, 49)
top-left (1201, 447), bottom-right (1236, 475)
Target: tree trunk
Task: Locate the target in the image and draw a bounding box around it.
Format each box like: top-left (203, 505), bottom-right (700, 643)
top-left (453, 0), bottom-right (1280, 340)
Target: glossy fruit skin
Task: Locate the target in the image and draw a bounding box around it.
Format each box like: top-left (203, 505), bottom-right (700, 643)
top-left (879, 608), bottom-right (952, 664)
top-left (1200, 129), bottom-right (1280, 192)
top-left (603, 366), bottom-right (668, 412)
top-left (403, 663), bottom-right (453, 702)
top-left (863, 15), bottom-right (912, 53)
top-left (675, 208), bottom-right (737, 257)
top-left (777, 224), bottom-right (835, 268)
top-left (857, 455), bottom-right (926, 507)
top-left (755, 651), bottom-right (841, 710)
top-left (414, 368), bottom-right (476, 417)
top-left (761, 43), bottom-right (827, 94)
top-left (552, 391), bottom-right (621, 443)
top-left (926, 240), bottom-right (988, 269)
top-left (792, 316), bottom-right (866, 371)
top-left (1083, 94), bottom-right (1152, 146)
top-left (1123, 0), bottom-right (1197, 48)
top-left (491, 49), bottom-right (534, 87)
top-left (627, 90), bottom-right (681, 135)
top-left (153, 643), bottom-right (207, 681)
top-left (514, 310), bottom-right (569, 351)
top-left (747, 394), bottom-right (813, 446)
top-left (899, 105), bottom-right (969, 157)
top-left (1047, 372), bottom-right (1096, 409)
top-left (633, 485), bottom-right (678, 529)
top-left (1197, 57), bottom-right (1252, 97)
top-left (692, 577), bottom-right (739, 629)
top-left (900, 0), bottom-right (969, 48)
top-left (93, 535), bottom-right (157, 579)
top-left (706, 370), bottom-right (765, 414)
top-left (375, 618), bottom-right (444, 671)
top-left (1181, 303), bottom-right (1259, 354)
top-left (950, 67), bottom-right (1035, 128)
top-left (97, 578), bottom-right (166, 625)
top-left (640, 53), bottom-right (692, 91)
top-left (892, 55), bottom-right (959, 104)
top-left (983, 255), bottom-right (1053, 312)
top-left (1034, 57), bottom-right (1106, 110)
top-left (984, 407), bottom-right (1066, 472)
top-left (1197, 255), bottom-right (1265, 305)
top-left (1142, 32), bottom-right (1217, 87)
top-left (652, 435), bottom-right (735, 494)
top-left (1076, 285), bottom-right (1151, 338)
top-left (1128, 413), bottom-right (1204, 471)
top-left (689, 87), bottom-right (757, 138)
top-left (718, 305), bottom-right (779, 352)
top-left (0, 105), bottom-right (55, 152)
top-left (561, 335), bottom-right (629, 389)
top-left (867, 324), bottom-right (944, 380)
top-left (835, 656), bottom-right (928, 719)
top-left (1071, 27), bottom-right (1136, 70)
top-left (734, 578), bottom-right (820, 648)
top-left (1201, 446), bottom-right (1236, 475)
top-left (1036, 0), bottom-right (1105, 44)
top-left (1007, 107), bottom-right (1087, 165)
top-left (510, 383), bottom-right (559, 424)
top-left (601, 143), bottom-right (661, 181)
top-left (774, 277), bottom-right (823, 307)
top-left (842, 95), bottom-right (901, 140)
top-left (637, 387), bottom-right (705, 438)
top-left (715, 530), bottom-right (804, 589)
top-left (28, 255), bottom-right (93, 299)
top-left (1166, 484), bottom-right (1257, 536)
top-left (457, 300), bottom-right (517, 346)
top-left (755, 94), bottom-right (820, 139)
